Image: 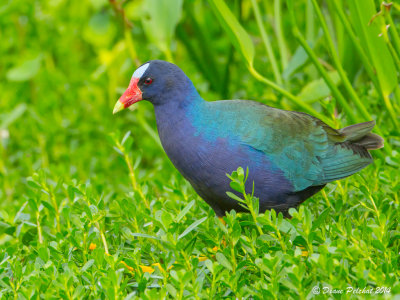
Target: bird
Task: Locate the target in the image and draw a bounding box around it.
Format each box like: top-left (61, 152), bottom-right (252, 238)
top-left (113, 60), bottom-right (384, 217)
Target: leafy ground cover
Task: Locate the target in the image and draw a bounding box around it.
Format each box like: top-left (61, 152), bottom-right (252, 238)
top-left (1, 0), bottom-right (399, 298)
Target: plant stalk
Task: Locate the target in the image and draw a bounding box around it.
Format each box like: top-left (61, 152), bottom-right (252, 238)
top-left (248, 66), bottom-right (334, 126)
top-left (250, 0), bottom-right (282, 85)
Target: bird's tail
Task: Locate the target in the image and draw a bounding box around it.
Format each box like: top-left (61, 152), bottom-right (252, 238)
top-left (317, 120), bottom-right (382, 184)
top-left (339, 120), bottom-right (384, 150)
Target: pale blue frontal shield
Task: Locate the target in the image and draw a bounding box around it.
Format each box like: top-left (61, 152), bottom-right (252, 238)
top-left (132, 63), bottom-right (150, 79)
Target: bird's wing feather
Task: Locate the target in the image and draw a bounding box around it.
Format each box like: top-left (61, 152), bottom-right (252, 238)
top-left (236, 104), bottom-right (334, 190)
top-left (210, 100), bottom-right (371, 191)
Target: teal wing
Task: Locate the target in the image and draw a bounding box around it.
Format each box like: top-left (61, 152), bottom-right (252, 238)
top-left (214, 101), bottom-right (373, 191)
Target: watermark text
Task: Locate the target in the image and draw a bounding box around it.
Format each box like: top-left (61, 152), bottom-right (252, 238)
top-left (312, 286), bottom-right (391, 295)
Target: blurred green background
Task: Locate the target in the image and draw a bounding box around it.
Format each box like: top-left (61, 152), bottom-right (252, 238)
top-left (0, 0), bottom-right (399, 298)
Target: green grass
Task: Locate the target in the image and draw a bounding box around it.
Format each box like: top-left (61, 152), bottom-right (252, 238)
top-left (1, 0), bottom-right (400, 298)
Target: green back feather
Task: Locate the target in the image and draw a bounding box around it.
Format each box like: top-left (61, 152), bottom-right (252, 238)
top-left (206, 100), bottom-right (378, 191)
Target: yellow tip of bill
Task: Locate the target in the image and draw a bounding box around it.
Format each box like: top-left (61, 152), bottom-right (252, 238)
top-left (113, 100), bottom-right (125, 114)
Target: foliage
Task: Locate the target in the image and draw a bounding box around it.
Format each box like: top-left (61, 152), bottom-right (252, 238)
top-left (0, 0), bottom-right (399, 298)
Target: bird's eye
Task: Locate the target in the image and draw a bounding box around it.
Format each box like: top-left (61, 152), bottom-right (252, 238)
top-left (144, 77), bottom-right (153, 85)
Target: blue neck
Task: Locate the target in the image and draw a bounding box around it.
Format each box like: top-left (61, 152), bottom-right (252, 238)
top-left (153, 86), bottom-right (204, 130)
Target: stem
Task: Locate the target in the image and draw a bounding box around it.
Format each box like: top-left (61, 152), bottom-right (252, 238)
top-left (83, 232), bottom-right (87, 263)
top-left (274, 224), bottom-right (286, 252)
top-left (50, 191), bottom-right (61, 232)
top-left (383, 93), bottom-right (399, 130)
top-left (249, 204), bottom-right (263, 236)
top-left (180, 250), bottom-right (201, 300)
top-left (229, 239), bottom-right (237, 273)
top-left (43, 181), bottom-right (61, 232)
top-left (305, 0), bottom-right (315, 42)
top-left (274, 0), bottom-right (289, 70)
top-left (209, 271), bottom-right (217, 299)
top-left (65, 282), bottom-right (73, 300)
top-left (331, 0), bottom-right (380, 92)
top-left (310, 0), bottom-right (371, 122)
top-left (328, 0), bottom-right (392, 154)
top-left (242, 186), bottom-right (263, 236)
top-left (176, 24), bottom-right (221, 94)
top-left (250, 0), bottom-right (282, 85)
top-left (124, 153), bottom-right (137, 190)
top-left (36, 211), bottom-right (43, 244)
top-left (123, 152), bottom-right (149, 208)
top-left (368, 194), bottom-right (380, 225)
top-left (387, 41), bottom-right (400, 73)
top-left (248, 66), bottom-right (334, 126)
top-left (395, 86), bottom-right (400, 106)
top-left (96, 221), bottom-right (109, 255)
top-left (386, 10), bottom-right (400, 57)
top-left (285, 28), bottom-right (357, 123)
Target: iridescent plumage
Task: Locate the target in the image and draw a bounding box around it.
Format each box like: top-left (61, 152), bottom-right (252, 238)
top-left (116, 60), bottom-right (384, 216)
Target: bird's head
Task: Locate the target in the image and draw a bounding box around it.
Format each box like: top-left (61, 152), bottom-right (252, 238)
top-left (113, 60), bottom-right (195, 114)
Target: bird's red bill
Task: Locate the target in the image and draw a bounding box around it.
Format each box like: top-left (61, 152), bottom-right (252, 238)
top-left (119, 77), bottom-right (142, 108)
top-left (113, 77), bottom-right (142, 114)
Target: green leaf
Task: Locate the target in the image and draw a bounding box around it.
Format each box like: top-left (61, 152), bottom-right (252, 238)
top-left (129, 233), bottom-right (161, 241)
top-left (83, 12), bottom-right (116, 47)
top-left (371, 240), bottom-right (385, 252)
top-left (6, 55), bottom-right (42, 81)
top-left (311, 207), bottom-right (331, 230)
top-left (22, 228), bottom-right (37, 246)
top-left (215, 252), bottom-right (233, 271)
top-left (282, 45), bottom-right (310, 80)
top-left (141, 0), bottom-right (183, 57)
top-left (83, 205), bottom-right (93, 220)
top-left (299, 71), bottom-right (340, 103)
top-left (178, 217), bottom-right (207, 240)
top-left (38, 246), bottom-right (49, 262)
top-left (81, 259), bottom-right (95, 272)
top-left (28, 198), bottom-right (38, 212)
top-left (166, 284), bottom-right (177, 298)
top-left (175, 200), bottom-right (195, 223)
top-left (226, 191), bottom-right (244, 202)
top-left (0, 221), bottom-right (15, 236)
top-left (41, 201), bottom-right (56, 214)
top-left (348, 0), bottom-right (397, 96)
top-left (27, 178), bottom-right (41, 190)
top-left (229, 181), bottom-right (242, 193)
top-left (121, 131), bottom-right (131, 146)
top-left (204, 259), bottom-right (214, 273)
top-left (208, 0), bottom-right (255, 66)
top-left (0, 103), bottom-right (27, 129)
